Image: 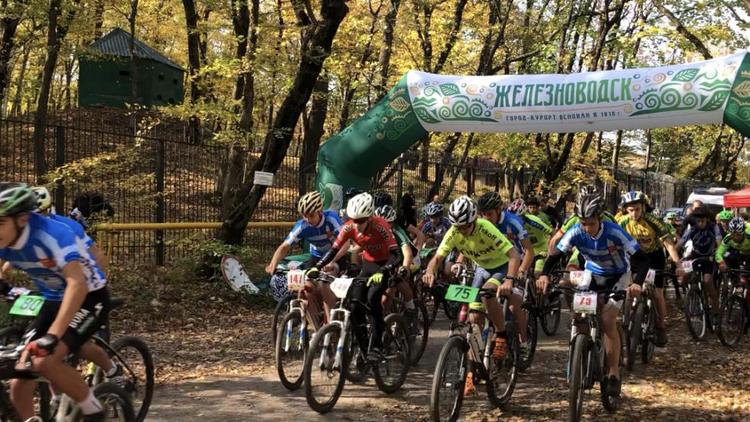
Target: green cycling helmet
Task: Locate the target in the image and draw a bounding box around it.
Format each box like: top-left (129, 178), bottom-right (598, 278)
top-left (0, 182), bottom-right (36, 217)
top-left (718, 210), bottom-right (734, 221)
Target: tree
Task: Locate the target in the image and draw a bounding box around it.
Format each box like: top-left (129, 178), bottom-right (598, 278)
top-left (0, 0), bottom-right (27, 114)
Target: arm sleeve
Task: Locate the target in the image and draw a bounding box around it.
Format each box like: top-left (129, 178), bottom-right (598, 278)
top-left (715, 238), bottom-right (728, 262)
top-left (541, 250), bottom-right (565, 276)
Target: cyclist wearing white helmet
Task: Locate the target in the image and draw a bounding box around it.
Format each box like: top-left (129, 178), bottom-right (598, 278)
top-left (423, 196), bottom-right (522, 395)
top-left (308, 192), bottom-right (403, 361)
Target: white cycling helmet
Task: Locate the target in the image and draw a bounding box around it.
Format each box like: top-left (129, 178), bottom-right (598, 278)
top-left (297, 191), bottom-right (323, 215)
top-left (347, 192), bottom-right (374, 220)
top-left (728, 217), bottom-right (746, 234)
top-left (375, 205), bottom-right (397, 223)
top-left (448, 196), bottom-right (478, 225)
top-left (32, 186), bottom-right (52, 212)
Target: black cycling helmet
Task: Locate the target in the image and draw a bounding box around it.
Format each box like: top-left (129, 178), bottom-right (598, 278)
top-left (525, 196), bottom-right (540, 207)
top-left (574, 186), bottom-right (603, 219)
top-left (690, 206), bottom-right (710, 219)
top-left (372, 191), bottom-right (393, 207)
top-left (477, 191), bottom-right (503, 212)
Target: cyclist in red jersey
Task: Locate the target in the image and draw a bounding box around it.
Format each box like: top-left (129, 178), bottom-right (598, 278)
top-left (307, 193), bottom-right (403, 361)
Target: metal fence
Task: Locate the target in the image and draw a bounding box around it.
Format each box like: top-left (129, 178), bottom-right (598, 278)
top-left (0, 110), bottom-right (698, 266)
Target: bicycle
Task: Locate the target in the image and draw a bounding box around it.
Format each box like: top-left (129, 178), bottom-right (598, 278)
top-left (717, 266), bottom-right (750, 347)
top-left (303, 273), bottom-right (410, 414)
top-left (0, 288), bottom-right (154, 422)
top-left (623, 268), bottom-right (660, 370)
top-left (416, 248), bottom-right (460, 324)
top-left (429, 265), bottom-right (519, 422)
top-left (682, 257), bottom-right (717, 341)
top-left (560, 280), bottom-right (627, 422)
top-left (383, 273), bottom-right (430, 366)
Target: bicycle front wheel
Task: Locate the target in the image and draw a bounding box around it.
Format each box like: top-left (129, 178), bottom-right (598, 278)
top-left (373, 314), bottom-right (410, 394)
top-left (568, 334), bottom-right (590, 422)
top-left (685, 286), bottom-right (707, 340)
top-left (718, 295), bottom-right (746, 347)
top-left (409, 301), bottom-right (430, 365)
top-left (626, 300), bottom-right (644, 371)
top-left (304, 323), bottom-right (347, 414)
top-left (541, 295), bottom-right (562, 336)
top-left (641, 304), bottom-right (656, 364)
top-left (429, 335), bottom-right (468, 422)
top-left (275, 311), bottom-right (308, 390)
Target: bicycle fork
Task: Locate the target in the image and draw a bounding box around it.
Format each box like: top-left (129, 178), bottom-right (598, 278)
top-left (319, 308), bottom-right (351, 371)
top-left (284, 300), bottom-right (307, 353)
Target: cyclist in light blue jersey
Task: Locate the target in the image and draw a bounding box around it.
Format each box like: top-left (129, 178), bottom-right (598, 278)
top-left (477, 192), bottom-right (536, 278)
top-left (0, 182), bottom-right (111, 422)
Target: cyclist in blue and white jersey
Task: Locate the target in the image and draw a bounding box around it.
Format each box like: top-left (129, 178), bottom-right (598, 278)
top-left (421, 202), bottom-right (451, 247)
top-left (477, 192), bottom-right (536, 279)
top-left (0, 182), bottom-right (111, 422)
top-left (536, 188), bottom-right (650, 400)
top-left (266, 191), bottom-right (342, 315)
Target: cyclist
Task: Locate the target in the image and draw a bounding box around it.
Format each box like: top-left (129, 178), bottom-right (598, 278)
top-left (525, 196), bottom-right (555, 229)
top-left (618, 191), bottom-right (683, 346)
top-left (677, 206), bottom-right (722, 318)
top-left (536, 188), bottom-right (650, 399)
top-left (510, 199), bottom-right (554, 276)
top-left (422, 196), bottom-right (521, 395)
top-left (266, 191), bottom-right (342, 317)
top-left (0, 182), bottom-right (110, 421)
top-left (307, 193), bottom-right (402, 361)
top-left (717, 209), bottom-right (734, 237)
top-left (477, 192), bottom-right (535, 279)
top-left (421, 202), bottom-right (451, 247)
top-left (375, 205), bottom-right (420, 328)
top-left (547, 193), bottom-right (617, 255)
top-left (663, 212), bottom-right (679, 239)
top-left (716, 217), bottom-right (750, 287)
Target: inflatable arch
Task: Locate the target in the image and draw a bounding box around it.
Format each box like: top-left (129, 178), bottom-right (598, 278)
top-left (317, 51), bottom-right (750, 208)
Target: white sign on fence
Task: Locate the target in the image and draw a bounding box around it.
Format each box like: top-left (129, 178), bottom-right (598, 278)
top-left (253, 171), bottom-right (275, 186)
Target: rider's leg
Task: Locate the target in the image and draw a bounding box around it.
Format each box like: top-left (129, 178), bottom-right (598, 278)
top-left (79, 342), bottom-right (115, 374)
top-left (481, 282), bottom-right (505, 334)
top-left (32, 342), bottom-right (102, 413)
top-left (601, 304), bottom-right (621, 378)
top-left (366, 275), bottom-right (389, 352)
top-left (703, 271), bottom-right (720, 313)
top-left (508, 292), bottom-right (528, 343)
top-left (9, 379), bottom-right (37, 420)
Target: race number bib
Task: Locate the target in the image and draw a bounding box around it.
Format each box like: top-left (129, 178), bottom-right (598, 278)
top-left (444, 285), bottom-right (479, 303)
top-left (572, 292), bottom-right (597, 314)
top-left (330, 277), bottom-right (354, 299)
top-left (286, 270), bottom-right (306, 292)
top-left (682, 260), bottom-right (694, 273)
top-left (569, 270), bottom-right (592, 289)
top-left (9, 295), bottom-right (45, 317)
top-left (645, 269), bottom-right (656, 284)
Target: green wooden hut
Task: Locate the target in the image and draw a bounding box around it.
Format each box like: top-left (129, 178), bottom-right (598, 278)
top-left (78, 28), bottom-right (184, 108)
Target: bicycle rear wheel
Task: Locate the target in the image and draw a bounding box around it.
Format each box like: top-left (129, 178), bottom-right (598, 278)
top-left (373, 314), bottom-right (410, 394)
top-left (641, 304), bottom-right (656, 364)
top-left (429, 335), bottom-right (467, 422)
top-left (275, 311), bottom-right (308, 390)
top-left (518, 310), bottom-right (537, 372)
top-left (718, 296), bottom-right (746, 347)
top-left (408, 301), bottom-right (430, 365)
top-left (685, 285), bottom-right (707, 340)
top-left (626, 300), bottom-right (644, 371)
top-left (568, 334), bottom-right (589, 422)
top-left (71, 382), bottom-right (136, 422)
top-left (304, 323), bottom-right (347, 414)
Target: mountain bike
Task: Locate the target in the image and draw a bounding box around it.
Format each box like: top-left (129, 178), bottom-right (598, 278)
top-left (717, 266), bottom-right (750, 347)
top-left (624, 268), bottom-right (660, 370)
top-left (429, 265), bottom-right (519, 422)
top-left (383, 273), bottom-right (430, 366)
top-left (683, 257), bottom-right (717, 341)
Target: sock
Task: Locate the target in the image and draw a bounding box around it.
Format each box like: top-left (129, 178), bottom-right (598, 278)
top-left (405, 300), bottom-right (415, 310)
top-left (78, 391), bottom-right (103, 415)
top-left (105, 361), bottom-right (119, 377)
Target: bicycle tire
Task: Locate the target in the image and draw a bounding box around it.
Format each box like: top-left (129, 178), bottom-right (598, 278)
top-left (443, 297), bottom-right (460, 321)
top-left (540, 296), bottom-right (562, 336)
top-left (71, 382), bottom-right (136, 422)
top-left (641, 303), bottom-right (656, 364)
top-left (685, 286), bottom-right (707, 340)
top-left (98, 336), bottom-right (155, 422)
top-left (275, 311), bottom-right (307, 391)
top-left (568, 334), bottom-right (589, 422)
top-left (718, 295), bottom-right (746, 347)
top-left (429, 335), bottom-right (467, 422)
top-left (409, 301), bottom-right (430, 366)
top-left (487, 326), bottom-right (518, 408)
top-left (304, 323), bottom-right (347, 414)
top-left (373, 314), bottom-right (410, 394)
top-left (272, 295), bottom-right (292, 345)
top-left (518, 310), bottom-right (537, 372)
top-left (626, 300), bottom-right (644, 371)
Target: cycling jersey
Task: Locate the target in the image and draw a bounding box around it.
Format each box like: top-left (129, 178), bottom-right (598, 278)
top-left (50, 214), bottom-right (94, 249)
top-left (422, 217), bottom-right (451, 243)
top-left (716, 229), bottom-right (750, 263)
top-left (560, 211), bottom-right (617, 233)
top-left (437, 218), bottom-right (514, 270)
top-left (557, 221), bottom-right (640, 276)
top-left (333, 216), bottom-right (398, 263)
top-left (532, 211), bottom-right (554, 229)
top-left (496, 211), bottom-right (529, 253)
top-left (285, 210), bottom-right (342, 258)
top-left (393, 224), bottom-right (417, 256)
top-left (0, 213), bottom-right (107, 301)
top-left (522, 213), bottom-right (553, 256)
top-left (678, 223), bottom-right (721, 258)
top-left (618, 213), bottom-right (671, 253)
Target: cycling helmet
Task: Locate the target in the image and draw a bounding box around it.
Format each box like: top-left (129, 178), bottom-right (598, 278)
top-left (507, 198), bottom-right (527, 215)
top-left (297, 191), bottom-right (323, 215)
top-left (728, 217), bottom-right (746, 234)
top-left (375, 205), bottom-right (397, 223)
top-left (372, 191), bottom-right (393, 208)
top-left (448, 196), bottom-right (478, 225)
top-left (347, 192), bottom-right (374, 219)
top-left (691, 206), bottom-right (710, 219)
top-left (33, 186), bottom-right (53, 212)
top-left (344, 187), bottom-right (364, 200)
top-left (574, 187), bottom-right (603, 219)
top-left (0, 182), bottom-right (36, 217)
top-left (664, 211), bottom-right (678, 222)
top-left (621, 190), bottom-right (647, 207)
top-left (718, 210), bottom-right (734, 221)
top-left (424, 202), bottom-right (444, 217)
top-left (477, 191), bottom-right (503, 212)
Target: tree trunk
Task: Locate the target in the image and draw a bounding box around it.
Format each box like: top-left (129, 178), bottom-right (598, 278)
top-left (0, 0), bottom-right (26, 112)
top-left (9, 44), bottom-right (28, 115)
top-left (239, 0), bottom-right (259, 130)
top-left (218, 0), bottom-right (349, 245)
top-left (182, 0), bottom-right (203, 102)
top-left (92, 0), bottom-right (104, 40)
top-left (427, 133), bottom-right (462, 199)
top-left (32, 0), bottom-right (78, 178)
top-left (299, 74), bottom-right (329, 195)
top-left (441, 134), bottom-right (475, 202)
top-left (220, 142), bottom-right (247, 220)
top-left (231, 0), bottom-right (249, 101)
top-left (128, 0), bottom-right (139, 105)
top-left (375, 0), bottom-right (400, 98)
top-left (611, 129), bottom-right (623, 173)
top-left (654, 1), bottom-right (712, 59)
top-left (644, 129), bottom-right (652, 173)
top-left (63, 57), bottom-right (73, 109)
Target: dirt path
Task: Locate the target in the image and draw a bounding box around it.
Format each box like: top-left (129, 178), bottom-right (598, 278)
top-left (145, 299), bottom-right (750, 421)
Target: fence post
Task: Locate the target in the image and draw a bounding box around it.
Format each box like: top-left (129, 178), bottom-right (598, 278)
top-left (54, 126), bottom-right (65, 210)
top-left (155, 139), bottom-right (165, 266)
